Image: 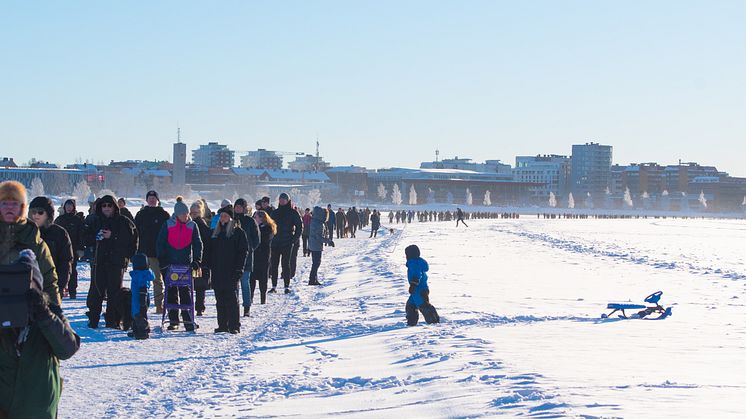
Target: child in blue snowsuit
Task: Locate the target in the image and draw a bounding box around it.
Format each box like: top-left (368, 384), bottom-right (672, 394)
top-left (128, 253), bottom-right (154, 339)
top-left (405, 245), bottom-right (440, 326)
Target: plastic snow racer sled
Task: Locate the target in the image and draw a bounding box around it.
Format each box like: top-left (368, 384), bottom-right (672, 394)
top-left (602, 291), bottom-right (672, 320)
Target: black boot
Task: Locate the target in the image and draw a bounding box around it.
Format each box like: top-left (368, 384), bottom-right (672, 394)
top-left (243, 306), bottom-right (250, 317)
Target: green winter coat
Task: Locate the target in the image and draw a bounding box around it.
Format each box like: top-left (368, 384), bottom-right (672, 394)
top-left (0, 305), bottom-right (80, 418)
top-left (0, 219), bottom-right (61, 306)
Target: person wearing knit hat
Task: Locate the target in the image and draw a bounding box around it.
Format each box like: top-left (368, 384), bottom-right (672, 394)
top-left (134, 189), bottom-right (170, 314)
top-left (29, 196), bottom-right (74, 299)
top-left (0, 181), bottom-right (61, 306)
top-left (156, 199), bottom-right (203, 332)
top-left (221, 199), bottom-right (231, 208)
top-left (217, 204), bottom-right (234, 219)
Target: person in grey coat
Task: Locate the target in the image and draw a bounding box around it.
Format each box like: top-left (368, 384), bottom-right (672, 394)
top-left (307, 206), bottom-right (328, 285)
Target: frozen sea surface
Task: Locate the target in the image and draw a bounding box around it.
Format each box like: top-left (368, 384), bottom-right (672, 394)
top-left (58, 217), bottom-right (746, 417)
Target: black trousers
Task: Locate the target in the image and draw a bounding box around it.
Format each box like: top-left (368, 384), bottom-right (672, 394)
top-left (270, 245), bottom-right (293, 289)
top-left (87, 263), bottom-right (124, 326)
top-left (290, 241), bottom-right (300, 278)
top-left (302, 236), bottom-right (309, 256)
top-left (167, 286), bottom-right (194, 326)
top-left (250, 269), bottom-right (269, 304)
top-left (309, 251), bottom-right (322, 281)
top-left (325, 223), bottom-right (335, 244)
top-left (215, 288), bottom-right (240, 331)
top-left (370, 227), bottom-right (379, 238)
top-left (349, 222), bottom-right (357, 237)
top-left (68, 254), bottom-right (79, 295)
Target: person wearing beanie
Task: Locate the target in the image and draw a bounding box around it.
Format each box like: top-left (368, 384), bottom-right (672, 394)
top-left (155, 202), bottom-right (202, 332)
top-left (234, 198), bottom-right (260, 317)
top-left (206, 205), bottom-right (248, 334)
top-left (0, 181), bottom-right (61, 306)
top-left (261, 196), bottom-right (274, 213)
top-left (84, 194), bottom-right (138, 329)
top-left (128, 253), bottom-right (154, 340)
top-left (29, 196), bottom-right (74, 300)
top-left (0, 248), bottom-right (80, 418)
top-left (210, 199), bottom-right (233, 230)
top-left (134, 190), bottom-right (170, 314)
top-left (404, 244), bottom-right (439, 326)
top-left (55, 198), bottom-right (86, 298)
top-left (269, 193), bottom-right (303, 294)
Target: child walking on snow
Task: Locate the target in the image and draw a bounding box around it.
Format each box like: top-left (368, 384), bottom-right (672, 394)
top-left (404, 245), bottom-right (440, 326)
top-left (128, 253), bottom-right (154, 339)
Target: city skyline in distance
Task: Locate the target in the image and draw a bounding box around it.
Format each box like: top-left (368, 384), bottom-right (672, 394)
top-left (2, 1), bottom-right (745, 175)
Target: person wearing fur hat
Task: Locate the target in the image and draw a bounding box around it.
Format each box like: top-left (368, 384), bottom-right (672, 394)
top-left (269, 193), bottom-right (303, 294)
top-left (0, 181), bottom-right (61, 306)
top-left (29, 196), bottom-right (74, 300)
top-left (84, 194), bottom-right (138, 329)
top-left (134, 190), bottom-right (170, 313)
top-left (0, 249), bottom-right (80, 418)
top-left (206, 205), bottom-right (248, 333)
top-left (55, 198), bottom-right (86, 298)
top-left (156, 201), bottom-right (203, 332)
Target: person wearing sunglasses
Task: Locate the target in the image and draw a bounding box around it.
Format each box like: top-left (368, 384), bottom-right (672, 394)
top-left (84, 195), bottom-right (138, 329)
top-left (29, 196), bottom-right (74, 301)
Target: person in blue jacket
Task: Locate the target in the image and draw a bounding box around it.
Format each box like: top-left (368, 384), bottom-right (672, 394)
top-left (404, 245), bottom-right (440, 326)
top-left (128, 253), bottom-right (154, 340)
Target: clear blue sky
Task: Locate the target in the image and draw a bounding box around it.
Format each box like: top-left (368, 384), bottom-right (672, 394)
top-left (1, 1), bottom-right (744, 174)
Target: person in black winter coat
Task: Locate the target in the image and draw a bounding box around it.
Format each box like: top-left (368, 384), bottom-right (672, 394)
top-left (207, 206), bottom-right (248, 334)
top-left (54, 199), bottom-right (85, 298)
top-left (336, 208), bottom-right (346, 239)
top-left (134, 190), bottom-right (170, 313)
top-left (369, 210), bottom-right (381, 238)
top-left (85, 195), bottom-right (138, 329)
top-left (346, 207), bottom-right (359, 238)
top-left (269, 193), bottom-right (303, 294)
top-left (29, 197), bottom-right (74, 300)
top-left (117, 198), bottom-right (134, 222)
top-left (250, 210), bottom-right (275, 310)
top-left (190, 201), bottom-right (212, 316)
top-left (234, 198), bottom-right (260, 317)
top-left (289, 206), bottom-right (302, 278)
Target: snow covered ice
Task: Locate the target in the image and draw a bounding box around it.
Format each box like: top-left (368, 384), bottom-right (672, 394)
top-left (59, 215), bottom-right (746, 417)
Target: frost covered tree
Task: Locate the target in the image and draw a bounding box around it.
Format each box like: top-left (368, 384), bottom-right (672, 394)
top-left (698, 190), bottom-right (707, 209)
top-left (568, 193), bottom-right (575, 209)
top-left (307, 189), bottom-right (321, 207)
top-left (73, 180), bottom-right (91, 204)
top-left (623, 187), bottom-right (633, 207)
top-left (391, 184), bottom-right (402, 206)
top-left (465, 188), bottom-right (473, 206)
top-left (446, 191), bottom-right (454, 204)
top-left (483, 190), bottom-right (491, 206)
top-left (98, 188), bottom-right (116, 199)
top-left (585, 192), bottom-right (594, 209)
top-left (377, 183), bottom-right (387, 201)
top-left (408, 185), bottom-right (417, 205)
top-left (548, 192), bottom-right (557, 208)
top-left (30, 177), bottom-right (45, 198)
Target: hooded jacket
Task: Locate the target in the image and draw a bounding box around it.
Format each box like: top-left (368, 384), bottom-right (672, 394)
top-left (308, 206), bottom-right (328, 252)
top-left (406, 257), bottom-right (430, 307)
top-left (134, 205), bottom-right (170, 258)
top-left (54, 199), bottom-right (85, 251)
top-left (86, 195), bottom-right (138, 268)
top-left (270, 201), bottom-right (303, 249)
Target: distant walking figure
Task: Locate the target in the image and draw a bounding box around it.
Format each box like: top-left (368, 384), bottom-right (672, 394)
top-left (456, 208), bottom-right (468, 228)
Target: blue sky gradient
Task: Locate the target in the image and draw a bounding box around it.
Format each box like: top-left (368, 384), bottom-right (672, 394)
top-left (1, 1), bottom-right (744, 174)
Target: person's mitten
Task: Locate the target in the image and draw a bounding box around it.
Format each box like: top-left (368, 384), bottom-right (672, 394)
top-left (26, 288), bottom-right (52, 322)
top-left (408, 284), bottom-right (416, 294)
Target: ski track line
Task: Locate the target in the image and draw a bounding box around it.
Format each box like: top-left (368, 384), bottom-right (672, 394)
top-left (491, 223), bottom-right (746, 281)
top-left (103, 264), bottom-right (305, 418)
